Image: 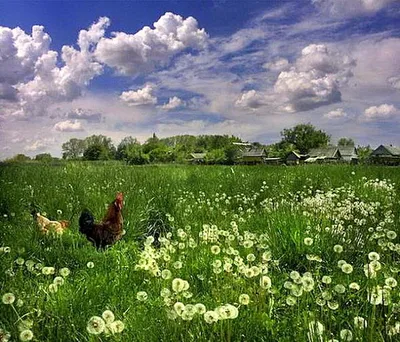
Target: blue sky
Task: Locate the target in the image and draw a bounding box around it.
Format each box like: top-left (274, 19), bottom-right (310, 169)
top-left (1, 0), bottom-right (399, 158)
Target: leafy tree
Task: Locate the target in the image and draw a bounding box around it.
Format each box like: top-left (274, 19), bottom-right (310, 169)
top-left (143, 133), bottom-right (164, 154)
top-left (357, 145), bottom-right (372, 163)
top-left (224, 145), bottom-right (241, 165)
top-left (205, 149), bottom-right (226, 164)
top-left (116, 136), bottom-right (141, 161)
top-left (280, 123), bottom-right (330, 154)
top-left (62, 138), bottom-right (85, 159)
top-left (35, 153), bottom-right (53, 162)
top-left (149, 146), bottom-right (175, 163)
top-left (338, 138), bottom-right (355, 146)
top-left (5, 154), bottom-right (31, 163)
top-left (83, 135), bottom-right (116, 160)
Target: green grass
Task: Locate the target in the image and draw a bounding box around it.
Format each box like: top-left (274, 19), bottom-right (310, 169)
top-left (0, 163), bottom-right (400, 341)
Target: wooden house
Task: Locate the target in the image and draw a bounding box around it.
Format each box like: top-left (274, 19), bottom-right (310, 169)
top-left (239, 148), bottom-right (267, 164)
top-left (306, 147), bottom-right (341, 163)
top-left (338, 146), bottom-right (358, 164)
top-left (286, 151), bottom-right (309, 165)
top-left (370, 145), bottom-right (400, 165)
top-left (189, 152), bottom-right (206, 164)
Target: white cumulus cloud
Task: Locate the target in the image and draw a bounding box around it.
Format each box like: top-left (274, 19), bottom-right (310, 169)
top-left (363, 104), bottom-right (399, 120)
top-left (263, 58), bottom-right (290, 72)
top-left (119, 85), bottom-right (157, 106)
top-left (54, 119), bottom-right (84, 132)
top-left (161, 96), bottom-right (185, 110)
top-left (324, 108), bottom-right (348, 119)
top-left (95, 12), bottom-right (208, 76)
top-left (274, 44), bottom-right (355, 112)
top-left (235, 90), bottom-right (265, 110)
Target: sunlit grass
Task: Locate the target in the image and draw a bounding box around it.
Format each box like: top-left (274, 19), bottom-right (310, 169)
top-left (0, 163), bottom-right (399, 341)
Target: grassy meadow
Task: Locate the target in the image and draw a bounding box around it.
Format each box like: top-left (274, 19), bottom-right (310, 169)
top-left (0, 163), bottom-right (400, 342)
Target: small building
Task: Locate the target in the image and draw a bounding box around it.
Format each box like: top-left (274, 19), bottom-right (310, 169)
top-left (286, 151), bottom-right (309, 165)
top-left (338, 146), bottom-right (359, 164)
top-left (239, 148), bottom-right (267, 164)
top-left (189, 152), bottom-right (206, 164)
top-left (370, 145), bottom-right (400, 165)
top-left (306, 147), bottom-right (341, 163)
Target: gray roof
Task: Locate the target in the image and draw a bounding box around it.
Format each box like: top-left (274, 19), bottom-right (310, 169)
top-left (242, 148), bottom-right (266, 157)
top-left (308, 147), bottom-right (340, 158)
top-left (338, 147), bottom-right (358, 158)
top-left (385, 145), bottom-right (400, 156)
top-left (190, 153), bottom-right (206, 159)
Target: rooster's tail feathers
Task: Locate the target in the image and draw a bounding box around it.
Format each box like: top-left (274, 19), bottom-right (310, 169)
top-left (79, 209), bottom-right (94, 235)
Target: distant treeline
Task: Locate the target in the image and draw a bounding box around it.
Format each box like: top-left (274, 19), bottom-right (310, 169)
top-left (4, 124), bottom-right (373, 165)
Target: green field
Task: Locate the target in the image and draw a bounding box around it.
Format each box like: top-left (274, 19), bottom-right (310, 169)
top-left (1, 163), bottom-right (400, 342)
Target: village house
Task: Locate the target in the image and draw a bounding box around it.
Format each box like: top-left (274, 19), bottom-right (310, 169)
top-left (370, 145), bottom-right (400, 165)
top-left (286, 151), bottom-right (309, 165)
top-left (189, 152), bottom-right (206, 164)
top-left (305, 146), bottom-right (341, 163)
top-left (338, 146), bottom-right (359, 164)
top-left (239, 147), bottom-right (268, 164)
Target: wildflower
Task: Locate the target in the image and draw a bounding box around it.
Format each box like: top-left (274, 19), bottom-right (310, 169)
top-left (16, 299), bottom-right (24, 307)
top-left (284, 281), bottom-right (293, 289)
top-left (161, 269), bottom-right (172, 280)
top-left (290, 271), bottom-right (301, 280)
top-left (174, 302), bottom-right (185, 315)
top-left (327, 301), bottom-right (339, 310)
top-left (204, 311), bottom-right (219, 324)
top-left (42, 267), bottom-right (55, 275)
top-left (172, 278), bottom-right (189, 293)
top-left (86, 262), bottom-right (94, 269)
top-left (48, 284), bottom-right (58, 293)
top-left (19, 330), bottom-right (33, 341)
top-left (340, 329), bottom-right (353, 341)
top-left (368, 286), bottom-right (383, 305)
top-left (59, 267), bottom-right (71, 277)
top-left (247, 254), bottom-right (256, 262)
top-left (136, 291), bottom-right (148, 301)
top-left (195, 303), bottom-right (206, 314)
top-left (53, 277), bottom-right (64, 286)
top-left (291, 286), bottom-right (303, 297)
top-left (322, 276), bottom-right (332, 284)
top-left (0, 328), bottom-right (11, 342)
top-left (316, 297), bottom-right (325, 306)
top-left (302, 277), bottom-right (315, 292)
top-left (387, 231), bottom-right (397, 240)
top-left (354, 316), bottom-right (367, 329)
top-left (239, 294), bottom-right (250, 305)
top-left (286, 296), bottom-right (297, 306)
top-left (306, 254), bottom-right (322, 262)
top-left (111, 320), bottom-right (125, 333)
top-left (216, 304), bottom-right (238, 319)
top-left (2, 293), bottom-right (15, 305)
top-left (370, 260), bottom-right (382, 271)
top-left (368, 252), bottom-right (380, 261)
top-left (15, 258), bottom-right (25, 266)
top-left (385, 277), bottom-right (398, 288)
top-left (337, 260), bottom-right (347, 268)
top-left (260, 275), bottom-right (272, 289)
top-left (304, 238), bottom-right (313, 246)
top-left (211, 245), bottom-right (220, 255)
top-left (334, 284), bottom-right (346, 294)
top-left (243, 240), bottom-right (253, 248)
top-left (308, 321), bottom-right (324, 336)
top-left (341, 263), bottom-right (353, 274)
top-left (87, 316), bottom-right (105, 335)
top-left (173, 261), bottom-right (183, 269)
top-left (102, 310), bottom-right (115, 323)
top-left (349, 282), bottom-right (360, 291)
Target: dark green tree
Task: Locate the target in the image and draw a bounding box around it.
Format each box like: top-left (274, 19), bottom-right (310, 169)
top-left (35, 153), bottom-right (53, 162)
top-left (62, 138), bottom-right (85, 159)
top-left (338, 138), bottom-right (355, 146)
top-left (280, 123), bottom-right (330, 154)
top-left (116, 136), bottom-right (141, 161)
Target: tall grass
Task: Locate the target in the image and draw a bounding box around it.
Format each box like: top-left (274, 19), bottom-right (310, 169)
top-left (0, 163), bottom-right (399, 341)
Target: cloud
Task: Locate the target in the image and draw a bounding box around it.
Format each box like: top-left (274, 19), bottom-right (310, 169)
top-left (65, 108), bottom-right (102, 122)
top-left (312, 0), bottom-right (397, 17)
top-left (54, 119), bottom-right (84, 132)
top-left (235, 90), bottom-right (265, 110)
top-left (263, 58), bottom-right (290, 72)
top-left (274, 44), bottom-right (355, 112)
top-left (119, 84), bottom-right (157, 106)
top-left (95, 12), bottom-right (208, 76)
top-left (0, 84), bottom-right (17, 101)
top-left (24, 138), bottom-right (55, 152)
top-left (363, 104), bottom-right (399, 120)
top-left (324, 108), bottom-right (348, 119)
top-left (388, 76), bottom-right (400, 90)
top-left (161, 96), bottom-right (185, 110)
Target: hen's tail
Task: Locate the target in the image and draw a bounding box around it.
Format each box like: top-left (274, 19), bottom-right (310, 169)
top-left (79, 209), bottom-right (94, 236)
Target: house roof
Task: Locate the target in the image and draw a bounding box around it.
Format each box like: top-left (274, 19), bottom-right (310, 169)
top-left (190, 153), bottom-right (206, 159)
top-left (338, 146), bottom-right (358, 158)
top-left (242, 148), bottom-right (266, 157)
top-left (308, 147), bottom-right (340, 158)
top-left (385, 145), bottom-right (400, 156)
